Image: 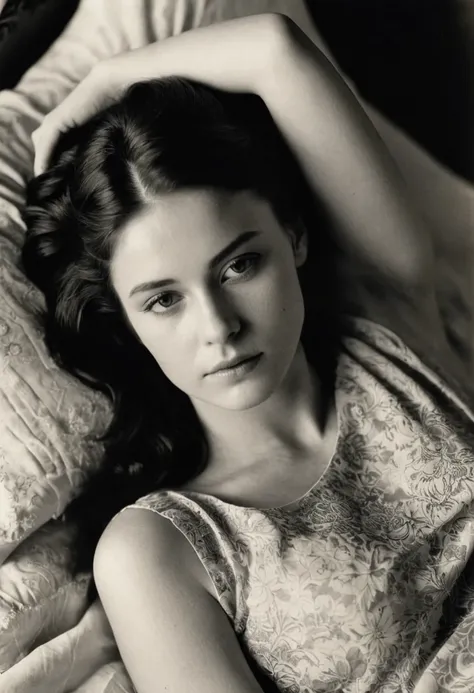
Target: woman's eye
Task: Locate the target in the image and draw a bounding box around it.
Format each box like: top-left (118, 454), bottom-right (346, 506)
top-left (223, 253), bottom-right (261, 281)
top-left (143, 254), bottom-right (261, 314)
top-left (144, 292), bottom-right (180, 313)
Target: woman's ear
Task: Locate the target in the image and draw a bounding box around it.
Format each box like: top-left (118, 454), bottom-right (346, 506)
top-left (287, 218), bottom-right (308, 268)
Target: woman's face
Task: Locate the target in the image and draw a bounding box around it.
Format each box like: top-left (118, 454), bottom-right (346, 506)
top-left (110, 187), bottom-right (308, 411)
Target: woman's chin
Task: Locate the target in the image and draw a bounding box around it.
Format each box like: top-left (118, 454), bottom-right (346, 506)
top-left (217, 391), bottom-right (272, 411)
top-left (210, 377), bottom-right (278, 412)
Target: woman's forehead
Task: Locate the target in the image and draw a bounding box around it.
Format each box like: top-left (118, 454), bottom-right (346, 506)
top-left (116, 190), bottom-right (276, 251)
top-left (110, 189), bottom-right (281, 291)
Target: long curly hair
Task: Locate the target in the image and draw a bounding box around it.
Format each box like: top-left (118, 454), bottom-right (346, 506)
top-left (21, 77), bottom-right (342, 590)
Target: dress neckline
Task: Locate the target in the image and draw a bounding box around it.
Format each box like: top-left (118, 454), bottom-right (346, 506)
top-left (171, 383), bottom-right (342, 514)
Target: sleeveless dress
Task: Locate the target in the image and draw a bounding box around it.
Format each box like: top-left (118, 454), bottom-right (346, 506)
top-left (120, 316), bottom-right (474, 693)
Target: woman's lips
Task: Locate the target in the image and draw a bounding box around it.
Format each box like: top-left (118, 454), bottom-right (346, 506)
top-left (207, 353), bottom-right (263, 378)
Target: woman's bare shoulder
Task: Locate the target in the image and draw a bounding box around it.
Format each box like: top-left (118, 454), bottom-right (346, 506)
top-left (94, 504), bottom-right (215, 596)
top-left (92, 507), bottom-right (263, 693)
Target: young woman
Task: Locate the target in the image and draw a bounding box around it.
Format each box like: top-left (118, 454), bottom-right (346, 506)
top-left (23, 13), bottom-right (474, 693)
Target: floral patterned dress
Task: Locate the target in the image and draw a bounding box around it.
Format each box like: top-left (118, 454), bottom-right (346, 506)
top-left (121, 316), bottom-right (474, 692)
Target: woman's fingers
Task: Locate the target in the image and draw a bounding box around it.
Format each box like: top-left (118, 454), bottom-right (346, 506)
top-left (32, 80), bottom-right (97, 175)
top-left (32, 66), bottom-right (118, 176)
top-left (32, 121), bottom-right (65, 176)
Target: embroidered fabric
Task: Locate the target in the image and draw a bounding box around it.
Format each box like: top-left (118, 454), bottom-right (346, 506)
top-left (122, 316), bottom-right (474, 692)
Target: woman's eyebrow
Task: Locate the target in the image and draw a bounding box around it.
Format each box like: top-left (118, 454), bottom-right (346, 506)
top-left (128, 229), bottom-right (262, 297)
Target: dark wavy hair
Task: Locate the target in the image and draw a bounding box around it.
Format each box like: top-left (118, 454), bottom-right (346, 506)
top-left (22, 77), bottom-right (342, 594)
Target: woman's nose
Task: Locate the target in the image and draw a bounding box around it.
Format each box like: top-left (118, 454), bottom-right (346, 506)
top-left (198, 291), bottom-right (241, 345)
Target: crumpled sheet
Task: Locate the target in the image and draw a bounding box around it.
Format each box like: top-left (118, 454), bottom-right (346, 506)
top-left (0, 0), bottom-right (473, 691)
top-left (0, 600), bottom-right (129, 693)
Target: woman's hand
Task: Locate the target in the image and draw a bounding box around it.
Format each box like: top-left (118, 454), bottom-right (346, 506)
top-left (32, 12), bottom-right (290, 176)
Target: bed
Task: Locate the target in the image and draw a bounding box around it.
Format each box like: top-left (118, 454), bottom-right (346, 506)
top-left (0, 1), bottom-right (473, 691)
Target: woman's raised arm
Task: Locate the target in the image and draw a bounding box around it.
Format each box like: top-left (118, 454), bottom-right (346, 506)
top-left (33, 14), bottom-right (432, 284)
top-left (32, 13), bottom-right (283, 174)
top-left (258, 18), bottom-right (434, 286)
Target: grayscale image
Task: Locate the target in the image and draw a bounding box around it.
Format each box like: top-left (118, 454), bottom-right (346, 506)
top-left (0, 1), bottom-right (473, 691)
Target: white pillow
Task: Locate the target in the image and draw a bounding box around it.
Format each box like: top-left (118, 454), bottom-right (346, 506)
top-left (0, 519), bottom-right (91, 674)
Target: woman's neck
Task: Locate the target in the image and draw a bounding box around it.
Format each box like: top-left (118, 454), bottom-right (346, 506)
top-left (193, 343), bottom-right (332, 475)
